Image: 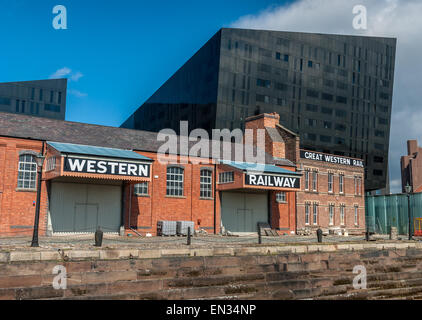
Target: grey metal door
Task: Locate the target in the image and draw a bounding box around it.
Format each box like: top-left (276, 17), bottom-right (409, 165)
top-left (50, 182), bottom-right (121, 233)
top-left (221, 192), bottom-right (268, 232)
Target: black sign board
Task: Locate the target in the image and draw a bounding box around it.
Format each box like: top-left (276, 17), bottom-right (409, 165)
top-left (64, 157), bottom-right (151, 177)
top-left (245, 173), bottom-right (300, 189)
top-left (300, 150), bottom-right (364, 168)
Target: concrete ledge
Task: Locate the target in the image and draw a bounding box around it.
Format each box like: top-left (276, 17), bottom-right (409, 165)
top-left (1, 242), bottom-right (421, 263)
top-left (138, 250), bottom-right (162, 259)
top-left (10, 251), bottom-right (41, 262)
top-left (99, 249), bottom-right (139, 260)
top-left (40, 251), bottom-right (61, 261)
top-left (68, 250), bottom-right (100, 260)
top-left (0, 252), bottom-right (9, 263)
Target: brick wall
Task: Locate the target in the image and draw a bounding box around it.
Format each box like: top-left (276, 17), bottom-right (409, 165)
top-left (296, 156), bottom-right (365, 234)
top-left (0, 137), bottom-right (48, 236)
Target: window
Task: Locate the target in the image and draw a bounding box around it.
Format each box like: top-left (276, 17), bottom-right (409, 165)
top-left (339, 174), bottom-right (344, 193)
top-left (340, 205), bottom-right (345, 225)
top-left (328, 173), bottom-right (333, 193)
top-left (166, 167), bottom-right (184, 196)
top-left (46, 156), bottom-right (56, 172)
top-left (58, 92), bottom-right (62, 104)
top-left (336, 96), bottom-right (347, 104)
top-left (307, 133), bottom-right (316, 141)
top-left (313, 203), bottom-right (318, 225)
top-left (39, 89), bottom-right (43, 101)
top-left (354, 206), bottom-right (359, 225)
top-left (321, 107), bottom-right (333, 115)
top-left (258, 63), bottom-right (271, 73)
top-left (312, 171), bottom-right (318, 191)
top-left (134, 182), bottom-right (149, 196)
top-left (256, 94), bottom-right (270, 103)
top-left (284, 54), bottom-right (289, 62)
top-left (322, 93), bottom-right (333, 101)
top-left (219, 171), bottom-right (234, 183)
top-left (304, 170), bottom-right (310, 190)
top-left (275, 52), bottom-right (281, 60)
top-left (44, 104), bottom-right (61, 112)
top-left (200, 169), bottom-right (212, 198)
top-left (257, 78), bottom-right (271, 88)
top-left (306, 104), bottom-right (318, 112)
top-left (335, 137), bottom-right (345, 145)
top-left (354, 177), bottom-right (362, 196)
top-left (335, 110), bottom-right (347, 118)
top-left (308, 60), bottom-right (313, 68)
top-left (323, 121), bottom-right (332, 129)
top-left (373, 169), bottom-right (383, 176)
top-left (50, 91), bottom-right (54, 103)
top-left (306, 89), bottom-right (319, 98)
top-left (335, 123), bottom-right (346, 131)
top-left (0, 97), bottom-right (11, 105)
top-left (320, 135), bottom-right (331, 143)
top-left (17, 153), bottom-right (37, 189)
top-left (276, 192), bottom-right (287, 203)
top-left (305, 203), bottom-right (310, 225)
top-left (329, 204), bottom-right (334, 225)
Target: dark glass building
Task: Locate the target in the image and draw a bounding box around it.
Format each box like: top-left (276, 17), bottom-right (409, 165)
top-left (121, 28), bottom-right (396, 192)
top-left (0, 78), bottom-right (67, 120)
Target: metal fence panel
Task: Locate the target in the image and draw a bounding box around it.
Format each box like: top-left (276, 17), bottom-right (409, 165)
top-left (365, 193), bottom-right (422, 235)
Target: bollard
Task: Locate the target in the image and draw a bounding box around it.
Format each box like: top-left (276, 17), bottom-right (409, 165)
top-left (258, 230), bottom-right (262, 244)
top-left (95, 226), bottom-right (103, 247)
top-left (187, 227), bottom-right (191, 245)
top-left (316, 228), bottom-right (323, 243)
top-left (365, 231), bottom-right (370, 241)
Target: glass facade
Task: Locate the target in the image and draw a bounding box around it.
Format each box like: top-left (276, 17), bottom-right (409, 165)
top-left (121, 28), bottom-right (396, 192)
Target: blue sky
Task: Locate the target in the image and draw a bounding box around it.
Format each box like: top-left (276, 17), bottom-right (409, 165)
top-left (0, 0), bottom-right (289, 126)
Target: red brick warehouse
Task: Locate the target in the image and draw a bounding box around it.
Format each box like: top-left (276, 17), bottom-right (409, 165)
top-left (0, 111), bottom-right (365, 237)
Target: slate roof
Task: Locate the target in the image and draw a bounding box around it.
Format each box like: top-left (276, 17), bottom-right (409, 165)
top-left (47, 141), bottom-right (152, 161)
top-left (0, 112), bottom-right (296, 167)
top-left (219, 160), bottom-right (301, 175)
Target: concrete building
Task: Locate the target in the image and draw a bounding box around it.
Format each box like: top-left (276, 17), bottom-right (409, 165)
top-left (0, 79), bottom-right (67, 120)
top-left (0, 111), bottom-right (365, 237)
top-left (121, 28), bottom-right (396, 193)
top-left (401, 140), bottom-right (422, 193)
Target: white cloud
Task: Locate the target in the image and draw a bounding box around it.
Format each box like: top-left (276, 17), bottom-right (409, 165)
top-left (49, 67), bottom-right (72, 79)
top-left (231, 0), bottom-right (422, 193)
top-left (49, 67), bottom-right (84, 82)
top-left (68, 89), bottom-right (88, 98)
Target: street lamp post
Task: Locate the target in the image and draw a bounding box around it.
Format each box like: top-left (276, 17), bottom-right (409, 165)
top-left (30, 153), bottom-right (45, 248)
top-left (405, 183), bottom-right (413, 241)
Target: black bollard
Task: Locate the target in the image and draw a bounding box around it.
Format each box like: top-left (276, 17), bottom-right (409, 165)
top-left (187, 227), bottom-right (191, 245)
top-left (95, 226), bottom-right (103, 247)
top-left (365, 231), bottom-right (370, 241)
top-left (258, 230), bottom-right (262, 244)
top-left (316, 228), bottom-right (323, 243)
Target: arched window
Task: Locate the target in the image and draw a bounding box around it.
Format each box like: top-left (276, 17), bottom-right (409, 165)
top-left (18, 153), bottom-right (37, 189)
top-left (166, 167), bottom-right (184, 196)
top-left (200, 169), bottom-right (212, 199)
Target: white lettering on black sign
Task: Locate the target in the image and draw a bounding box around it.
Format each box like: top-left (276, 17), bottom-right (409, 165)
top-left (64, 157), bottom-right (150, 177)
top-left (300, 150), bottom-right (364, 168)
top-left (245, 174), bottom-right (300, 189)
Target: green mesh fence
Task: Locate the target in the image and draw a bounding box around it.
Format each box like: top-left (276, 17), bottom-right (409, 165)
top-left (365, 193), bottom-right (422, 235)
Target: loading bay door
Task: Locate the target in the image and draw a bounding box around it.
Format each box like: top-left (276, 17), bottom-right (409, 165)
top-left (50, 182), bottom-right (121, 233)
top-left (221, 191), bottom-right (268, 232)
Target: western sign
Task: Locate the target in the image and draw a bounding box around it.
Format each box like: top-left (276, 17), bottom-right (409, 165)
top-left (245, 174), bottom-right (300, 189)
top-left (64, 157), bottom-right (150, 177)
top-left (300, 150), bottom-right (364, 168)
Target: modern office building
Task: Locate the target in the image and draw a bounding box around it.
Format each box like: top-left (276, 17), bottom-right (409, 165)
top-left (121, 28), bottom-right (396, 191)
top-left (0, 79), bottom-right (67, 120)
